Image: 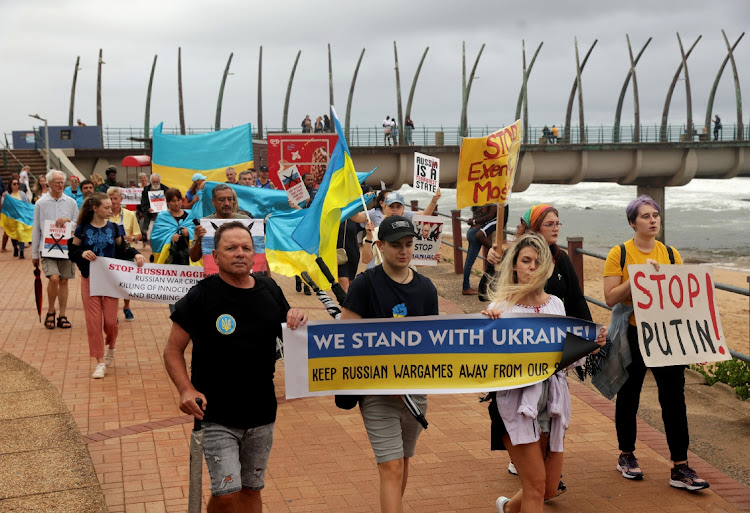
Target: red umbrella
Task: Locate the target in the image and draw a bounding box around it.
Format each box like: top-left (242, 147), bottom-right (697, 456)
top-left (34, 265), bottom-right (43, 323)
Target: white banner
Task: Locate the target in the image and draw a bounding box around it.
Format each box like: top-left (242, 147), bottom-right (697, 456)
top-left (411, 215), bottom-right (443, 266)
top-left (148, 190), bottom-right (167, 212)
top-left (89, 257), bottom-right (205, 304)
top-left (120, 187), bottom-right (143, 206)
top-left (41, 220), bottom-right (72, 259)
top-left (413, 152), bottom-right (440, 194)
top-left (629, 264), bottom-right (730, 367)
top-left (277, 165), bottom-right (310, 206)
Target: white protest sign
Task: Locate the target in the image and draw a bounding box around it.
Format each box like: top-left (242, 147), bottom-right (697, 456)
top-left (120, 187), bottom-right (143, 206)
top-left (411, 215), bottom-right (442, 266)
top-left (89, 257), bottom-right (205, 304)
top-left (41, 220), bottom-right (72, 259)
top-left (413, 152), bottom-right (440, 194)
top-left (277, 165), bottom-right (310, 206)
top-left (148, 190), bottom-right (167, 212)
top-left (629, 264), bottom-right (730, 367)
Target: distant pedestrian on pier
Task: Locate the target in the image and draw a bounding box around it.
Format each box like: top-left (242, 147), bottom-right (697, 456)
top-left (603, 195), bottom-right (709, 491)
top-left (405, 116), bottom-right (414, 145)
top-left (713, 114), bottom-right (722, 141)
top-left (550, 125), bottom-right (559, 143)
top-left (383, 115), bottom-right (393, 145)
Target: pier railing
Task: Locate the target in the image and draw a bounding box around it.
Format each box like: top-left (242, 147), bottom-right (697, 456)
top-left (428, 206), bottom-right (750, 364)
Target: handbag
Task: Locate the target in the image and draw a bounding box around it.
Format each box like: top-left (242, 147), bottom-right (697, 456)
top-left (336, 221), bottom-right (348, 265)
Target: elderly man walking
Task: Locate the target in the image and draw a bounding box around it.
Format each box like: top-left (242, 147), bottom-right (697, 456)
top-left (32, 170), bottom-right (80, 329)
top-left (189, 184), bottom-right (250, 263)
top-left (165, 222), bottom-right (307, 513)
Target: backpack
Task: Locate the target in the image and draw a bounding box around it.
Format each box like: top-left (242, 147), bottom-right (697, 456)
top-left (618, 242), bottom-right (675, 269)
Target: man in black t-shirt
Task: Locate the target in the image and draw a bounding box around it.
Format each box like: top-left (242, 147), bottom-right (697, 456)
top-left (164, 222), bottom-right (307, 512)
top-left (341, 215), bottom-right (438, 513)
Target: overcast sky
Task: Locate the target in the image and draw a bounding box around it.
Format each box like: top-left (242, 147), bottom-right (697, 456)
top-left (2, 0), bottom-right (749, 139)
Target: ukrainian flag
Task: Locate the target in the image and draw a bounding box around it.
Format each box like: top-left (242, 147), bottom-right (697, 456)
top-left (152, 123), bottom-right (254, 193)
top-left (289, 107), bottom-right (364, 282)
top-left (266, 193), bottom-right (374, 288)
top-left (0, 194), bottom-right (34, 243)
top-left (150, 208), bottom-right (200, 265)
top-left (197, 182), bottom-right (292, 219)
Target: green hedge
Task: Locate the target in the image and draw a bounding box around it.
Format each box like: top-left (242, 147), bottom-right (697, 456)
top-left (692, 359), bottom-right (750, 401)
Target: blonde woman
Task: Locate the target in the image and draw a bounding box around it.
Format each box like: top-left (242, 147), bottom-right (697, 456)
top-left (483, 233), bottom-right (606, 513)
top-left (90, 172), bottom-right (106, 193)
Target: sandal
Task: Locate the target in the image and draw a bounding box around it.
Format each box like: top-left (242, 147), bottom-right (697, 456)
top-left (56, 316), bottom-right (72, 329)
top-left (44, 312), bottom-right (56, 330)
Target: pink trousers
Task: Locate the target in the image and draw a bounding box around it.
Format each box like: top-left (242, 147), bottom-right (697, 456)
top-left (81, 277), bottom-right (119, 358)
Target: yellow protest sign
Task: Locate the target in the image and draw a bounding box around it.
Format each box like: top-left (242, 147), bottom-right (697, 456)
top-left (456, 120), bottom-right (522, 209)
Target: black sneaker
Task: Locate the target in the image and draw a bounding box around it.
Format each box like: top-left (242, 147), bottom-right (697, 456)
top-left (670, 463), bottom-right (709, 491)
top-left (617, 453), bottom-right (644, 480)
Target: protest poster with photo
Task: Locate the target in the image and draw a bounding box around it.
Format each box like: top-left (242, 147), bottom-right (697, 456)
top-left (89, 257), bottom-right (205, 304)
top-left (148, 190), bottom-right (167, 212)
top-left (413, 152), bottom-right (440, 194)
top-left (282, 313), bottom-right (601, 398)
top-left (629, 264), bottom-right (730, 367)
top-left (41, 220), bottom-right (72, 259)
top-left (120, 187), bottom-right (143, 206)
top-left (277, 164), bottom-right (310, 206)
top-left (199, 218), bottom-right (267, 274)
top-left (411, 215), bottom-right (442, 266)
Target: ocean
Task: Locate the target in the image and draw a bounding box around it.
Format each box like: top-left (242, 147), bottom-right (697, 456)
top-left (398, 177), bottom-right (750, 272)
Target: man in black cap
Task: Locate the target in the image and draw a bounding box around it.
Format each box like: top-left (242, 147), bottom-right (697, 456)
top-left (340, 215), bottom-right (439, 513)
top-left (103, 165), bottom-right (122, 190)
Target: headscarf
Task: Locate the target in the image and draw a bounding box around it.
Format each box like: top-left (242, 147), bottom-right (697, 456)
top-left (520, 204), bottom-right (553, 230)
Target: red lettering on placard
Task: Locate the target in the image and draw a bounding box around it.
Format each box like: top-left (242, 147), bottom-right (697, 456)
top-left (483, 134), bottom-right (502, 159)
top-left (687, 273), bottom-right (700, 307)
top-left (633, 271), bottom-right (652, 309)
top-left (668, 275), bottom-right (684, 308)
top-left (705, 273), bottom-right (721, 341)
top-left (649, 274), bottom-right (667, 309)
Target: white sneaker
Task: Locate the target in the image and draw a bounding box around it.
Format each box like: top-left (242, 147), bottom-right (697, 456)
top-left (104, 348), bottom-right (116, 367)
top-left (496, 496), bottom-right (510, 513)
top-left (508, 461), bottom-right (518, 475)
top-left (92, 363), bottom-right (106, 379)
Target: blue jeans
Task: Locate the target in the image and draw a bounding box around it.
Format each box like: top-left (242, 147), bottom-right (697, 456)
top-left (463, 227), bottom-right (482, 290)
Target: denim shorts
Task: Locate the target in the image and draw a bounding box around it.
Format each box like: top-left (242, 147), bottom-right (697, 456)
top-left (202, 422), bottom-right (274, 496)
top-left (359, 395), bottom-right (426, 464)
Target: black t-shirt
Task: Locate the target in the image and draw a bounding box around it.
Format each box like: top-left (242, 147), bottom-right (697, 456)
top-left (343, 265), bottom-right (439, 319)
top-left (544, 246), bottom-right (592, 322)
top-left (170, 274), bottom-right (290, 429)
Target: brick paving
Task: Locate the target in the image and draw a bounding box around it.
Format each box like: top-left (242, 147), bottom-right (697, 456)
top-left (0, 245), bottom-right (748, 512)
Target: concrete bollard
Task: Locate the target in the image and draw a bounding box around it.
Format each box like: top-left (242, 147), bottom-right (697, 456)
top-left (567, 236), bottom-right (584, 294)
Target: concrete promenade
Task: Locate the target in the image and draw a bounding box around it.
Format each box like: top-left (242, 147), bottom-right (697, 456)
top-left (0, 249), bottom-right (749, 512)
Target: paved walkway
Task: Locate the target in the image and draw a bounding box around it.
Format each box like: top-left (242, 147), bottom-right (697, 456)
top-left (0, 247), bottom-right (748, 512)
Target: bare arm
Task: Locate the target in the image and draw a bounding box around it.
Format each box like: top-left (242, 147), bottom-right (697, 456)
top-left (163, 321), bottom-right (206, 419)
top-left (189, 226), bottom-right (204, 263)
top-left (349, 212), bottom-right (367, 224)
top-left (603, 275), bottom-right (630, 308)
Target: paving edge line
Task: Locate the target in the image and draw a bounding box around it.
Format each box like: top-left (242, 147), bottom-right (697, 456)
top-left (569, 379), bottom-right (750, 512)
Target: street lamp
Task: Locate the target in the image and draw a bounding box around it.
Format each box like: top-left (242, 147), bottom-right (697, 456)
top-left (29, 113), bottom-right (50, 173)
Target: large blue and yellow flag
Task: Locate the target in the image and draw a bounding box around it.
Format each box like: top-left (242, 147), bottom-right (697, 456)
top-left (197, 182), bottom-right (292, 219)
top-left (266, 193), bottom-right (374, 288)
top-left (290, 107), bottom-right (364, 282)
top-left (152, 123), bottom-right (254, 193)
top-left (0, 194), bottom-right (34, 243)
top-left (150, 209), bottom-right (200, 265)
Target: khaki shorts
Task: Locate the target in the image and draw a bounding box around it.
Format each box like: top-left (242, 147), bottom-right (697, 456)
top-left (360, 395), bottom-right (426, 464)
top-left (41, 258), bottom-right (76, 280)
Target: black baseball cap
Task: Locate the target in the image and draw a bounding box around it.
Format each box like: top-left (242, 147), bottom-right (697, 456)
top-left (379, 216), bottom-right (416, 242)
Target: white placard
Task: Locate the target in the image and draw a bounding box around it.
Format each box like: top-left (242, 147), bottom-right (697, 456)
top-left (148, 190), bottom-right (167, 212)
top-left (411, 215), bottom-right (443, 266)
top-left (413, 152), bottom-right (440, 194)
top-left (629, 264), bottom-right (730, 367)
top-left (41, 220), bottom-right (73, 259)
top-left (277, 165), bottom-right (310, 206)
top-left (89, 257), bottom-right (205, 304)
top-left (120, 187), bottom-right (143, 206)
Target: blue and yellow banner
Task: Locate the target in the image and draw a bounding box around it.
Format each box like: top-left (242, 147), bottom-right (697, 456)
top-left (196, 182), bottom-right (291, 219)
top-left (150, 209), bottom-right (199, 265)
top-left (290, 107), bottom-right (364, 282)
top-left (152, 123), bottom-right (254, 193)
top-left (0, 194), bottom-right (34, 243)
top-left (283, 313), bottom-right (600, 398)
